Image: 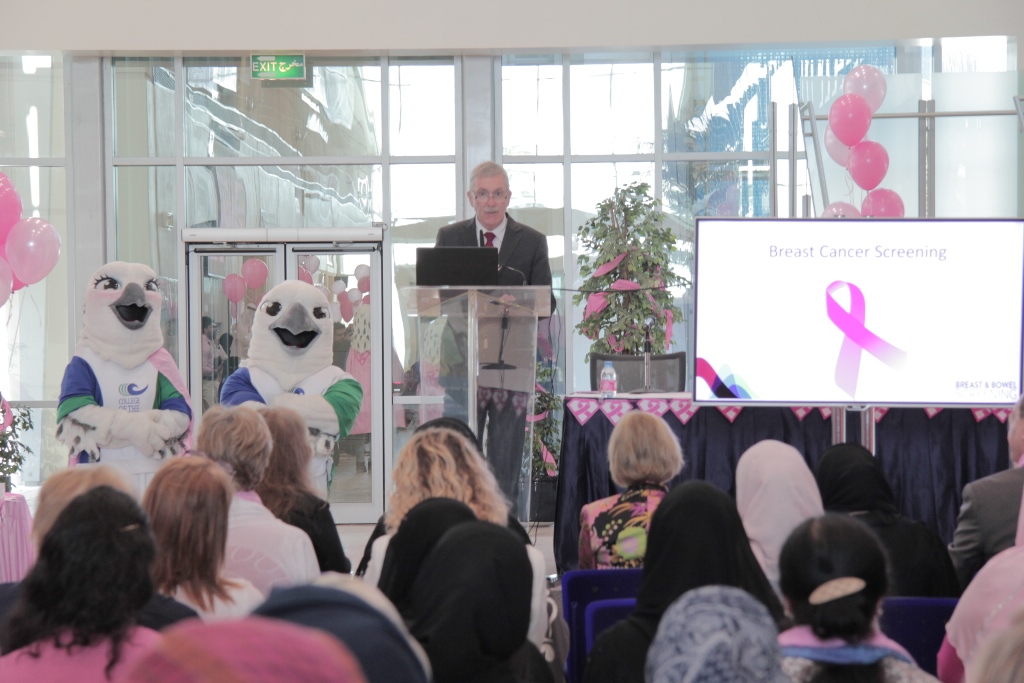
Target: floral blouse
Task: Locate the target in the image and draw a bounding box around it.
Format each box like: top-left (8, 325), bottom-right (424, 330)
top-left (578, 482), bottom-right (667, 569)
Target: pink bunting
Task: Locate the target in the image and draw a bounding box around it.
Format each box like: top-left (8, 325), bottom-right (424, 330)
top-left (584, 292), bottom-right (609, 319)
top-left (610, 279), bottom-right (640, 291)
top-left (592, 253), bottom-right (628, 278)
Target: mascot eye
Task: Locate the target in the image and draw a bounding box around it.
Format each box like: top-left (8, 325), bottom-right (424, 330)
top-left (265, 302), bottom-right (282, 316)
top-left (145, 279), bottom-right (159, 292)
top-left (94, 276), bottom-right (120, 291)
top-left (313, 307), bottom-right (327, 319)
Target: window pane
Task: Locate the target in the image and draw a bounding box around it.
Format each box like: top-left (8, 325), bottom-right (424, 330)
top-left (113, 58), bottom-right (175, 158)
top-left (0, 55), bottom-right (64, 158)
top-left (502, 59), bottom-right (563, 156)
top-left (389, 61), bottom-right (455, 156)
top-left (184, 164), bottom-right (381, 228)
top-left (185, 58), bottom-right (382, 158)
top-left (570, 60), bottom-right (653, 155)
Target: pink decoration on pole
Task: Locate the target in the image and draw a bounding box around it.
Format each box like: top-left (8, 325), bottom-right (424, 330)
top-left (610, 279), bottom-right (640, 291)
top-left (843, 65), bottom-right (888, 113)
top-left (821, 202), bottom-right (861, 219)
top-left (241, 258), bottom-right (269, 289)
top-left (0, 257), bottom-right (12, 308)
top-left (5, 217), bottom-right (61, 285)
top-left (828, 94), bottom-right (872, 146)
top-left (824, 126), bottom-right (852, 168)
top-left (298, 267), bottom-right (313, 284)
top-left (847, 140), bottom-right (889, 191)
top-left (223, 274), bottom-right (246, 303)
top-left (584, 292), bottom-right (609, 319)
top-left (861, 189), bottom-right (905, 218)
top-left (357, 276), bottom-right (370, 293)
top-left (592, 252), bottom-right (628, 278)
top-left (0, 182), bottom-right (23, 248)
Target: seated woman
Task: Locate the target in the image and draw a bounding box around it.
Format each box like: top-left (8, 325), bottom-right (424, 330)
top-left (964, 612), bottom-right (1024, 683)
top-left (584, 480), bottom-right (784, 683)
top-left (578, 411), bottom-right (683, 569)
top-left (0, 486), bottom-right (161, 682)
top-left (777, 513), bottom-right (939, 682)
top-left (736, 439), bottom-right (823, 596)
top-left (815, 443), bottom-right (958, 597)
top-left (144, 456), bottom-right (264, 621)
top-left (255, 406), bottom-right (351, 573)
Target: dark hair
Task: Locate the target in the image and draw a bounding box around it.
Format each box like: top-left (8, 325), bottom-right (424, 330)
top-left (1, 486), bottom-right (155, 678)
top-left (779, 514), bottom-right (889, 683)
top-left (414, 416), bottom-right (483, 453)
top-left (255, 406), bottom-right (317, 519)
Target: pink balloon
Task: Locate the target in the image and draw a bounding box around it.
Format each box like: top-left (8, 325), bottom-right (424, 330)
top-left (861, 189), bottom-right (905, 218)
top-left (847, 140), bottom-right (889, 191)
top-left (346, 288), bottom-right (362, 304)
top-left (0, 257), bottom-right (12, 307)
top-left (828, 94), bottom-right (872, 147)
top-left (241, 258), bottom-right (268, 289)
top-left (0, 183), bottom-right (24, 248)
top-left (824, 126), bottom-right (851, 168)
top-left (5, 217), bottom-right (61, 285)
top-left (300, 254), bottom-right (320, 274)
top-left (821, 202), bottom-right (862, 218)
top-left (11, 272), bottom-right (26, 292)
top-left (298, 266), bottom-right (313, 284)
top-left (844, 65), bottom-right (887, 113)
top-left (338, 294), bottom-right (353, 322)
top-left (223, 273), bottom-right (246, 303)
top-left (357, 276), bottom-right (370, 293)
top-left (362, 294), bottom-right (370, 305)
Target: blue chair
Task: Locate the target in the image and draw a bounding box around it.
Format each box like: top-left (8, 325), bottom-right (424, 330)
top-left (561, 568), bottom-right (644, 683)
top-left (584, 597), bottom-right (637, 652)
top-left (879, 596), bottom-right (958, 676)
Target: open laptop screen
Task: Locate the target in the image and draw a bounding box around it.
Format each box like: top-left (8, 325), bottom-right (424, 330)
top-left (416, 247), bottom-right (499, 287)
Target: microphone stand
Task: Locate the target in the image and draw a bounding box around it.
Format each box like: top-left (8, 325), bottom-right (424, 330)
top-left (482, 305), bottom-right (517, 371)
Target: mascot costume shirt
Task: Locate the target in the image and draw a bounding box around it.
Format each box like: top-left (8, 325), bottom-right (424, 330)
top-left (220, 280), bottom-right (363, 493)
top-left (57, 262), bottom-right (193, 491)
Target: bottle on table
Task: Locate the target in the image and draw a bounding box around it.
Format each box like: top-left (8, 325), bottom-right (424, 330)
top-left (599, 361), bottom-right (618, 399)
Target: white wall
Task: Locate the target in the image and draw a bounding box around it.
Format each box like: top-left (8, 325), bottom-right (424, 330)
top-left (5, 0), bottom-right (1024, 70)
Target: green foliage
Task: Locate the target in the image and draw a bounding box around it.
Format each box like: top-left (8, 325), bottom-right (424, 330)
top-left (531, 363), bottom-right (561, 479)
top-left (573, 182), bottom-right (687, 359)
top-left (0, 405), bottom-right (33, 478)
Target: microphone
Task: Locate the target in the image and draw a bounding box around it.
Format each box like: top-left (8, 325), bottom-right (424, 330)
top-left (498, 264), bottom-right (528, 285)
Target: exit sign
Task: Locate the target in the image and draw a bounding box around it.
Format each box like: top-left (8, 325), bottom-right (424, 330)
top-left (251, 54), bottom-right (306, 80)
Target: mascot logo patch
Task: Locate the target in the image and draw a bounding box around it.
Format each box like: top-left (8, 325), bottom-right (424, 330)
top-left (120, 383), bottom-right (148, 397)
top-left (117, 383), bottom-right (148, 412)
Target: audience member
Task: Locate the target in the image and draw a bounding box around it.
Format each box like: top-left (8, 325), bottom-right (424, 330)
top-left (124, 616), bottom-right (368, 683)
top-left (816, 443), bottom-right (959, 597)
top-left (0, 486), bottom-right (161, 682)
top-left (778, 513), bottom-right (939, 683)
top-left (0, 466), bottom-right (197, 633)
top-left (736, 439), bottom-right (823, 596)
top-left (197, 405), bottom-right (319, 594)
top-left (256, 405), bottom-right (351, 573)
top-left (964, 612), bottom-right (1024, 683)
top-left (645, 585), bottom-right (787, 683)
top-left (947, 394), bottom-right (1024, 589)
top-left (584, 480), bottom-right (784, 683)
top-left (578, 411), bottom-right (683, 569)
top-left (254, 574), bottom-right (431, 683)
top-left (144, 456), bottom-right (263, 620)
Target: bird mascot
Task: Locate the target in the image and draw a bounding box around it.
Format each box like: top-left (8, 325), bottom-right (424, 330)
top-left (220, 280), bottom-right (363, 495)
top-left (56, 262), bottom-right (192, 492)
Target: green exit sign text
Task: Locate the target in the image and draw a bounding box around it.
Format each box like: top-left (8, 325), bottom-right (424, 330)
top-left (251, 55), bottom-right (306, 80)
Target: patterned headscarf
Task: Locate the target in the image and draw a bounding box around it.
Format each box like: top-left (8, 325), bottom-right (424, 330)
top-left (645, 585), bottom-right (787, 683)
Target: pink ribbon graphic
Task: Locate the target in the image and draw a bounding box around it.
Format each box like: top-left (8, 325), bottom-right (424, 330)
top-left (567, 398), bottom-right (599, 425)
top-left (601, 399), bottom-right (633, 425)
top-left (826, 281), bottom-right (907, 397)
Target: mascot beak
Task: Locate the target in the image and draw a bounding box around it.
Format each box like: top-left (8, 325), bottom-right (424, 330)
top-left (110, 283), bottom-right (153, 331)
top-left (272, 303), bottom-right (320, 355)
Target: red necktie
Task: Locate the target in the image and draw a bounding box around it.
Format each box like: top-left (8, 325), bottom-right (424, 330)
top-left (483, 231), bottom-right (496, 247)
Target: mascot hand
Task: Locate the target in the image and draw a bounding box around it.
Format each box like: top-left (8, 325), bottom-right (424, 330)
top-left (109, 409), bottom-right (173, 456)
top-left (145, 410), bottom-right (191, 460)
top-left (56, 412), bottom-right (103, 463)
top-left (271, 392), bottom-right (339, 434)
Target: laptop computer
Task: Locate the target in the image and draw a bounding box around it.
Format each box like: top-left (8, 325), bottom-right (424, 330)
top-left (416, 246), bottom-right (499, 287)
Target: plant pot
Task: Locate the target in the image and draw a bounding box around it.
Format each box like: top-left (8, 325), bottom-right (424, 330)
top-left (529, 476), bottom-right (558, 522)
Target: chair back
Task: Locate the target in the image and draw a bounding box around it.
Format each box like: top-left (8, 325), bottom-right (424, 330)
top-left (584, 597), bottom-right (637, 653)
top-left (878, 596), bottom-right (959, 676)
top-left (588, 352), bottom-right (686, 393)
top-left (561, 568), bottom-right (643, 683)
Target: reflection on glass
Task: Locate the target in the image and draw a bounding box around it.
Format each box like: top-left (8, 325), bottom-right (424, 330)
top-left (663, 159), bottom-right (767, 222)
top-left (184, 58), bottom-right (382, 158)
top-left (184, 165), bottom-right (381, 228)
top-left (570, 162), bottom-right (654, 215)
top-left (570, 61), bottom-right (653, 155)
top-left (0, 55), bottom-right (64, 158)
top-left (389, 61), bottom-right (455, 156)
top-left (502, 61), bottom-right (563, 156)
top-left (112, 58), bottom-right (175, 158)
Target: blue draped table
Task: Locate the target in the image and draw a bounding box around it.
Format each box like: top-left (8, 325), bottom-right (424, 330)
top-left (552, 393), bottom-right (1009, 574)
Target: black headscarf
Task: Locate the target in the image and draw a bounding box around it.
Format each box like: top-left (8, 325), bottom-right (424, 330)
top-left (406, 522), bottom-right (533, 683)
top-left (631, 481), bottom-right (785, 637)
top-left (377, 498), bottom-right (478, 616)
top-left (815, 443), bottom-right (898, 515)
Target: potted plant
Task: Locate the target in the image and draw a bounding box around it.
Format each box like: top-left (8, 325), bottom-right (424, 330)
top-left (0, 400), bottom-right (33, 493)
top-left (573, 182), bottom-right (687, 359)
top-left (529, 363), bottom-right (561, 522)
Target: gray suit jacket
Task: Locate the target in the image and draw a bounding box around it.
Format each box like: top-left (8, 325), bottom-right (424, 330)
top-left (948, 465), bottom-right (1024, 589)
top-left (435, 216), bottom-right (552, 288)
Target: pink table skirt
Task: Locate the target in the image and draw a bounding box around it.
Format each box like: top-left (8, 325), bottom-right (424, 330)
top-left (0, 492), bottom-right (35, 582)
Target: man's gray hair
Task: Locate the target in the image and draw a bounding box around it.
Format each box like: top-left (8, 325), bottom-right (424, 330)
top-left (469, 161), bottom-right (509, 191)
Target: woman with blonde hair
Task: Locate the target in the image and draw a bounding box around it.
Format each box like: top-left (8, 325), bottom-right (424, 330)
top-left (255, 406), bottom-right (350, 573)
top-left (144, 456), bottom-right (263, 621)
top-left (578, 411), bottom-right (683, 569)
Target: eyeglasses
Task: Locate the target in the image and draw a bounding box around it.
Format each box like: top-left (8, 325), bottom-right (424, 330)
top-left (472, 189), bottom-right (509, 201)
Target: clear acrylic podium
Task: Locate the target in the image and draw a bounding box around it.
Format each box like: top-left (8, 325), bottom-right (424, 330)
top-left (404, 285), bottom-right (552, 520)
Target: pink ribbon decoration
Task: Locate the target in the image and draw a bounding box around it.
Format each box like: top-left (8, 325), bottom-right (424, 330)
top-left (819, 407), bottom-right (833, 420)
top-left (526, 411), bottom-right (548, 423)
top-left (791, 407), bottom-right (812, 421)
top-left (973, 407), bottom-right (1010, 423)
top-left (610, 279), bottom-right (640, 291)
top-left (925, 407), bottom-right (944, 419)
top-left (873, 407), bottom-right (889, 423)
top-left (826, 281), bottom-right (907, 397)
top-left (664, 309), bottom-right (673, 347)
top-left (542, 445), bottom-right (558, 476)
top-left (717, 406), bottom-right (742, 423)
top-left (584, 292), bottom-right (609, 319)
top-left (592, 252), bottom-right (628, 278)
top-left (636, 399), bottom-right (670, 417)
top-left (512, 392), bottom-right (530, 418)
top-left (607, 333), bottom-right (625, 353)
top-left (601, 399), bottom-right (633, 425)
top-left (669, 398), bottom-right (698, 424)
top-left (567, 398), bottom-right (600, 425)
top-left (0, 394), bottom-right (12, 431)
